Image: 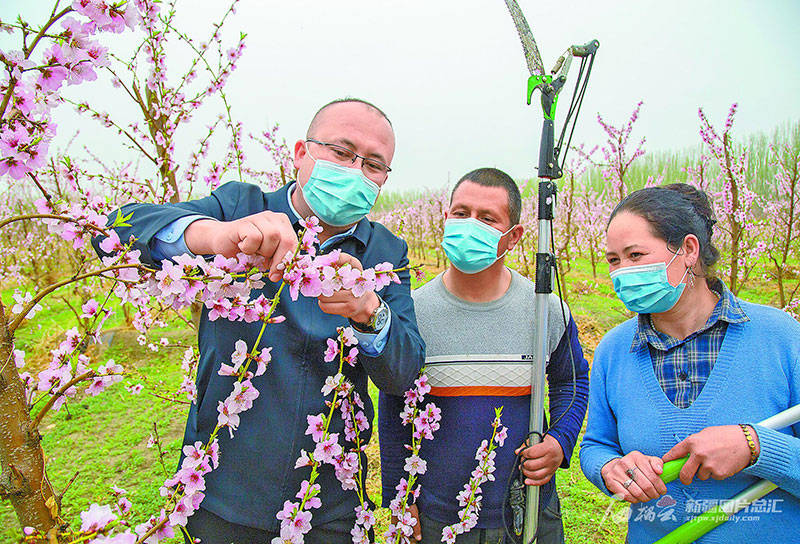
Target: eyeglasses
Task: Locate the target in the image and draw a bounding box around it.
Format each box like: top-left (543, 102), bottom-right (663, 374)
top-left (305, 139), bottom-right (392, 183)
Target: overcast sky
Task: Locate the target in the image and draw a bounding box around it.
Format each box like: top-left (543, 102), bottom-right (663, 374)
top-left (3, 0), bottom-right (799, 194)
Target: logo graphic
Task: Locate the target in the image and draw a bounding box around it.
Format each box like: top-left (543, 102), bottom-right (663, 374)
top-left (657, 495), bottom-right (677, 508)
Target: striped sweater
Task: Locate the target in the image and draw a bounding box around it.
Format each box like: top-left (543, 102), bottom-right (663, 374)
top-left (379, 270), bottom-right (589, 526)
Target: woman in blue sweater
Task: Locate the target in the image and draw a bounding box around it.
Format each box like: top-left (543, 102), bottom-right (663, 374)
top-left (580, 184), bottom-right (800, 543)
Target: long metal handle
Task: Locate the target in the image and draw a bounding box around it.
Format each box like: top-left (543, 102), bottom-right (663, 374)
top-left (523, 177), bottom-right (558, 543)
top-left (523, 216), bottom-right (552, 544)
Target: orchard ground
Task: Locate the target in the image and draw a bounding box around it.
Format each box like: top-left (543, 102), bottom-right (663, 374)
top-left (0, 252), bottom-right (785, 544)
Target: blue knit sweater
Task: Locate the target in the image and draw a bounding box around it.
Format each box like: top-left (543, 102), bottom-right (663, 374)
top-left (580, 300), bottom-right (800, 543)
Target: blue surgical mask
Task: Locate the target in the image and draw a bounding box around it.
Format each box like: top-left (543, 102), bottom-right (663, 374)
top-left (301, 159), bottom-right (379, 227)
top-left (609, 251), bottom-right (690, 314)
top-left (441, 218), bottom-right (513, 274)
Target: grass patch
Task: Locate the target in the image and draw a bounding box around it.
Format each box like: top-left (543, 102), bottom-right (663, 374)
top-left (1, 329), bottom-right (192, 543)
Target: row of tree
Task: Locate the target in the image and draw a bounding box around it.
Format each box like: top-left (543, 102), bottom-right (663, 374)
top-left (373, 105), bottom-right (800, 314)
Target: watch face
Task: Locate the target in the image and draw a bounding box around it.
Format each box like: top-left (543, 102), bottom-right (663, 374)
top-left (372, 303), bottom-right (389, 330)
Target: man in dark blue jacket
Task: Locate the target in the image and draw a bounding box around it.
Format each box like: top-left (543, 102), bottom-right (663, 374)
top-left (95, 98), bottom-right (424, 543)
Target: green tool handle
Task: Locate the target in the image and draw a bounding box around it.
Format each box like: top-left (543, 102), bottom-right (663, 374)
top-left (660, 456), bottom-right (689, 484)
top-left (658, 403), bottom-right (800, 485)
top-left (652, 480), bottom-right (778, 544)
top-left (652, 403), bottom-right (800, 542)
top-left (652, 504), bottom-right (729, 544)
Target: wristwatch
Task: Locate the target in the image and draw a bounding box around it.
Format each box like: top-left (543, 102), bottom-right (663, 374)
top-left (350, 296), bottom-right (390, 334)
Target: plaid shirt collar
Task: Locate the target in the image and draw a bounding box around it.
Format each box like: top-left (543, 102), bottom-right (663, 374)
top-left (631, 279), bottom-right (750, 352)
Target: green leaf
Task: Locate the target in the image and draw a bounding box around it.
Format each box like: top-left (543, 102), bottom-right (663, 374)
top-left (110, 209), bottom-right (134, 228)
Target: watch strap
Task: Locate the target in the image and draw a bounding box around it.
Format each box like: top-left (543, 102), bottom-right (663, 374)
top-left (350, 297), bottom-right (387, 333)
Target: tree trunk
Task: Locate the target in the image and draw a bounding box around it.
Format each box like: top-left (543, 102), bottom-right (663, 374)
top-left (0, 321), bottom-right (60, 535)
top-left (779, 151), bottom-right (798, 308)
top-left (145, 87), bottom-right (180, 204)
top-left (556, 174), bottom-right (576, 295)
top-left (122, 302), bottom-right (134, 327)
top-left (777, 269), bottom-right (786, 308)
top-left (723, 133), bottom-right (741, 294)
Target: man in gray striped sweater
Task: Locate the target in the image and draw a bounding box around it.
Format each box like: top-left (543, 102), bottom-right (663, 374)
top-left (379, 168), bottom-right (590, 543)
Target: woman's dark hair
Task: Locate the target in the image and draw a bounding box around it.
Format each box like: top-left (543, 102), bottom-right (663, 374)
top-left (608, 183), bottom-right (720, 273)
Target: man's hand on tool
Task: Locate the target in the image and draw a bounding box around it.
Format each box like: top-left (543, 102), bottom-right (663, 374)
top-left (516, 434), bottom-right (565, 486)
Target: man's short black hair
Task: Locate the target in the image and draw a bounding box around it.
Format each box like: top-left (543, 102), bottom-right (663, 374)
top-left (307, 98), bottom-right (392, 138)
top-left (451, 168), bottom-right (522, 225)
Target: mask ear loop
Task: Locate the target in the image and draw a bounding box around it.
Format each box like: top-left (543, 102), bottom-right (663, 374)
top-left (676, 265), bottom-right (691, 287)
top-left (665, 246), bottom-right (682, 267)
top-left (666, 240), bottom-right (693, 288)
top-left (495, 224), bottom-right (517, 261)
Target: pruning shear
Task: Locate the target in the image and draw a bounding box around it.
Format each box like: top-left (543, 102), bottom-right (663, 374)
top-left (504, 0), bottom-right (598, 182)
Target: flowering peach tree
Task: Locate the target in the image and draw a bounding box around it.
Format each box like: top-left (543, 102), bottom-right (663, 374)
top-left (0, 2), bottom-right (430, 543)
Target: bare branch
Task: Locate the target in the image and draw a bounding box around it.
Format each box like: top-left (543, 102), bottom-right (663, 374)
top-left (0, 213), bottom-right (108, 235)
top-left (65, 99), bottom-right (159, 165)
top-left (30, 371), bottom-right (94, 429)
top-left (8, 263), bottom-right (148, 334)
